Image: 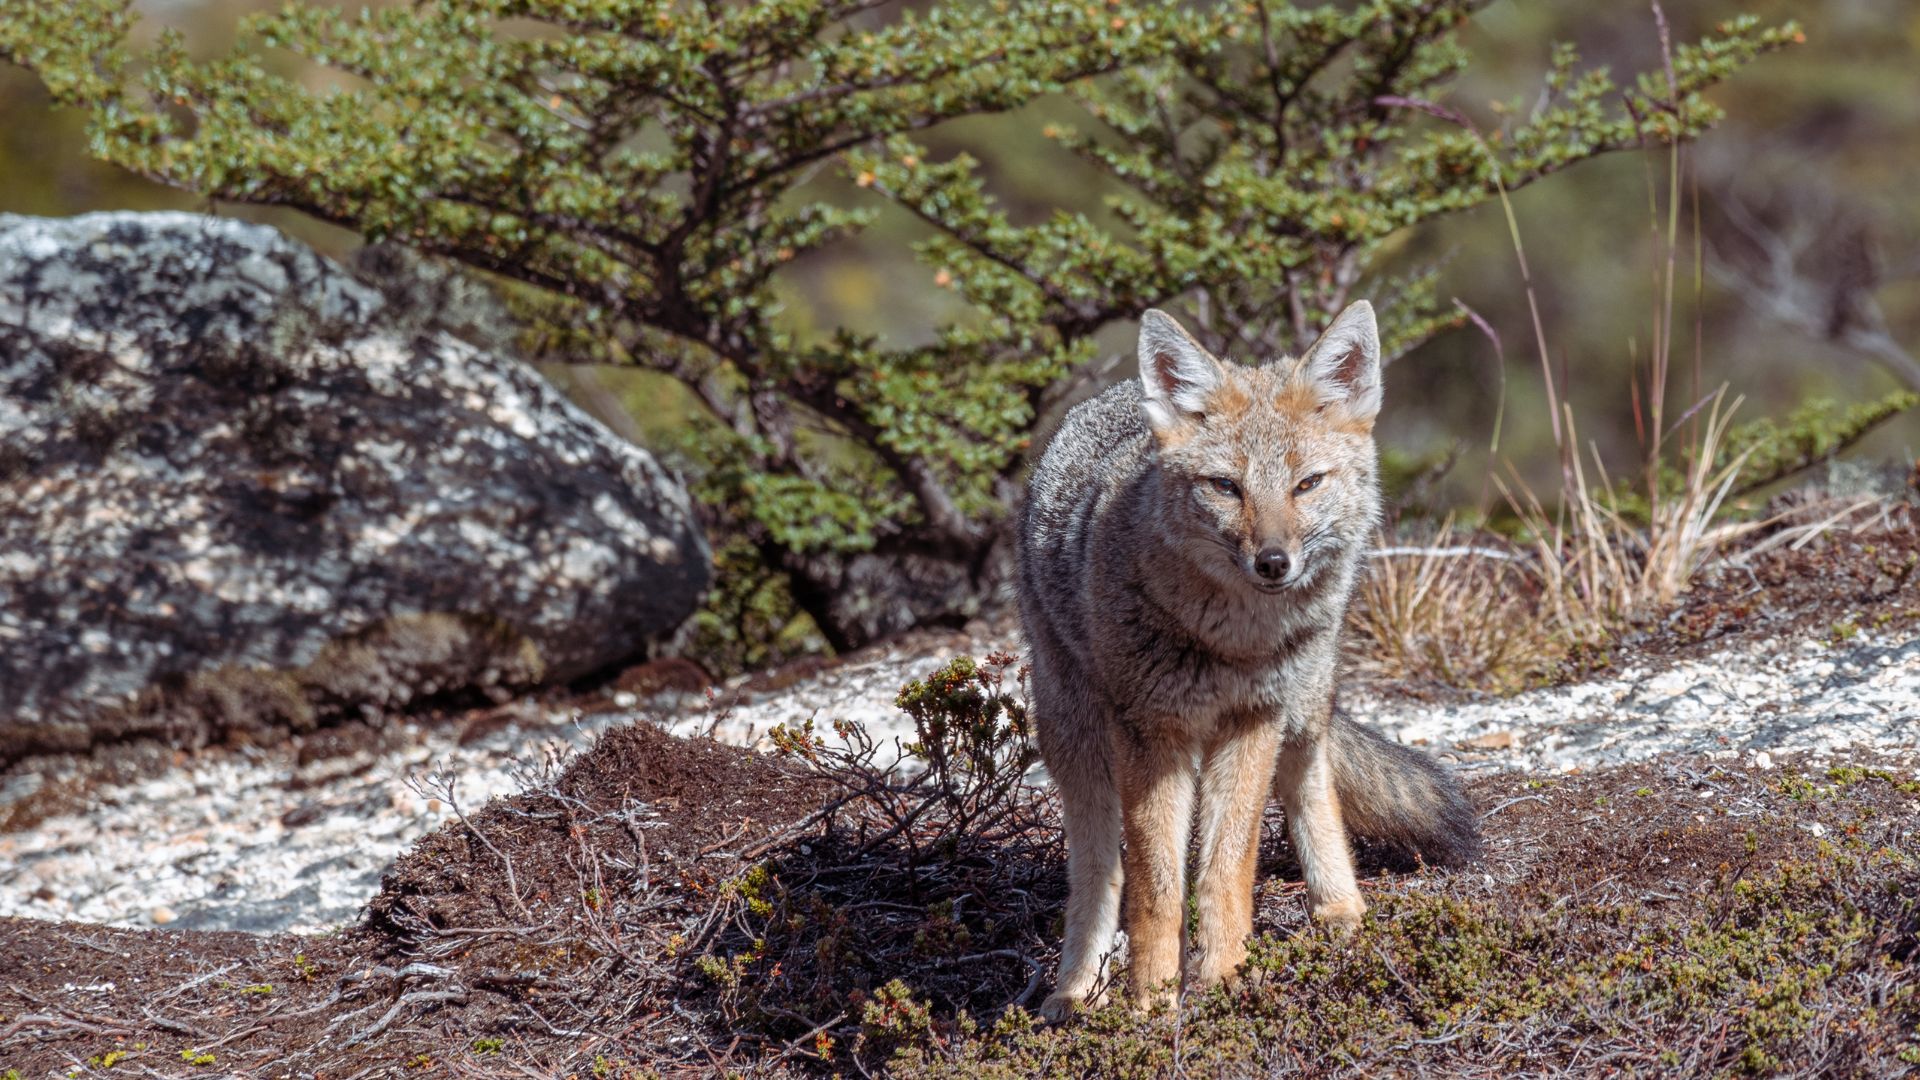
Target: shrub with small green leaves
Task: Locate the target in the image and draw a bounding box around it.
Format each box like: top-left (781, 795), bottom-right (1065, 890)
top-left (1726, 389), bottom-right (1919, 497)
top-left (862, 7), bottom-right (1798, 367)
top-left (892, 853), bottom-right (1919, 1078)
top-left (2, 0), bottom-right (1798, 652)
top-left (855, 979), bottom-right (938, 1064)
top-left (1597, 387), bottom-right (1918, 522)
top-left (895, 652), bottom-right (1035, 829)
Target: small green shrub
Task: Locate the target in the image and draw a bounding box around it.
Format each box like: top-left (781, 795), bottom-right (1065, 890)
top-left (704, 651), bottom-right (1055, 1073)
top-left (854, 980), bottom-right (938, 1065)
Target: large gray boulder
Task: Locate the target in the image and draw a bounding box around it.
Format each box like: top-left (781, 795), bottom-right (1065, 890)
top-left (0, 212), bottom-right (710, 762)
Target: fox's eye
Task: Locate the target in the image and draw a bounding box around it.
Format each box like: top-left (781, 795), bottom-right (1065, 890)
top-left (1208, 476), bottom-right (1241, 498)
top-left (1294, 473), bottom-right (1324, 495)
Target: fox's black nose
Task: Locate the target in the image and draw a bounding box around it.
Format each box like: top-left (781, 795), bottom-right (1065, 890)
top-left (1255, 548), bottom-right (1291, 581)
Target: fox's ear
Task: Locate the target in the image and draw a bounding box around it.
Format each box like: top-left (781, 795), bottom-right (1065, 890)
top-left (1138, 309), bottom-right (1224, 431)
top-left (1299, 300), bottom-right (1382, 423)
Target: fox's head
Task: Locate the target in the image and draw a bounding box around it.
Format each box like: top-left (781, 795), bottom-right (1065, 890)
top-left (1136, 301), bottom-right (1383, 595)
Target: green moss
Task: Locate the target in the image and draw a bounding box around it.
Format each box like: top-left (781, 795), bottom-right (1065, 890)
top-left (291, 953), bottom-right (319, 981)
top-left (1826, 766), bottom-right (1920, 796)
top-left (1773, 773), bottom-right (1821, 801)
top-left (589, 1055), bottom-right (661, 1080)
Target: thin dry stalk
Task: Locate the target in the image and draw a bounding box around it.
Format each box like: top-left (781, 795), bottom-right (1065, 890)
top-left (1495, 388), bottom-right (1754, 641)
top-left (1475, 104), bottom-right (1758, 652)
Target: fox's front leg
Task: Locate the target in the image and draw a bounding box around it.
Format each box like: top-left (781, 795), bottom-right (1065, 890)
top-left (1116, 728), bottom-right (1196, 1011)
top-left (1273, 732), bottom-right (1365, 932)
top-left (1189, 716), bottom-right (1283, 988)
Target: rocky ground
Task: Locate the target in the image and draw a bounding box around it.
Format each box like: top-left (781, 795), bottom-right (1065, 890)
top-left (3, 515), bottom-right (1917, 938)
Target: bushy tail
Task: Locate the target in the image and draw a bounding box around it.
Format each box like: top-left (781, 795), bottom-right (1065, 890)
top-left (1327, 712), bottom-right (1482, 866)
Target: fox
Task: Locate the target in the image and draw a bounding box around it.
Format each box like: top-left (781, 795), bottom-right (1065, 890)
top-left (1017, 300), bottom-right (1480, 1022)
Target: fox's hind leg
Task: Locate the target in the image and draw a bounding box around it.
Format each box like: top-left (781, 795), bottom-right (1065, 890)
top-left (1190, 715), bottom-right (1283, 988)
top-left (1274, 733), bottom-right (1366, 932)
top-left (1034, 658), bottom-right (1124, 1024)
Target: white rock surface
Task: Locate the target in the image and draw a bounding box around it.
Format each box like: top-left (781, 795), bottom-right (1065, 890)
top-left (1, 620), bottom-right (1915, 935)
top-left (1355, 632), bottom-right (1920, 772)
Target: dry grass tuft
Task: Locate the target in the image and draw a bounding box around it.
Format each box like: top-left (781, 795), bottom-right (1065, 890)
top-left (1350, 103), bottom-right (1805, 695)
top-left (1347, 529), bottom-right (1556, 693)
top-left (1351, 396), bottom-right (1769, 695)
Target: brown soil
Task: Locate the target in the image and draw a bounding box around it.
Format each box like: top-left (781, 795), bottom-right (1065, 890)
top-left (1, 723), bottom-right (833, 1077)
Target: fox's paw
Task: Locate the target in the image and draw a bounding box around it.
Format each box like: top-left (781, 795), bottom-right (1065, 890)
top-left (1186, 943), bottom-right (1250, 992)
top-left (1039, 970), bottom-right (1114, 1024)
top-left (1311, 896), bottom-right (1366, 939)
top-left (1130, 982), bottom-right (1179, 1016)
top-left (1038, 990), bottom-right (1093, 1025)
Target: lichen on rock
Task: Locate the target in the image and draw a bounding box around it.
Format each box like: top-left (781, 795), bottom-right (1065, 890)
top-left (0, 211), bottom-right (710, 762)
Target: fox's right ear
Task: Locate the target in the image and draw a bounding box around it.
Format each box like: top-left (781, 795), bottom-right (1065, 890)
top-left (1298, 300), bottom-right (1383, 423)
top-left (1138, 309), bottom-right (1223, 431)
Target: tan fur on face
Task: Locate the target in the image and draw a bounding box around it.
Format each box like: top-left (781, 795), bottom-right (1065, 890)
top-left (1270, 380), bottom-right (1321, 418)
top-left (1207, 381), bottom-right (1253, 420)
top-left (1330, 411), bottom-right (1376, 437)
top-left (1152, 359), bottom-right (1382, 590)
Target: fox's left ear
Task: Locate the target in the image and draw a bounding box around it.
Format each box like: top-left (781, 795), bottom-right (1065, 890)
top-left (1299, 300), bottom-right (1383, 424)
